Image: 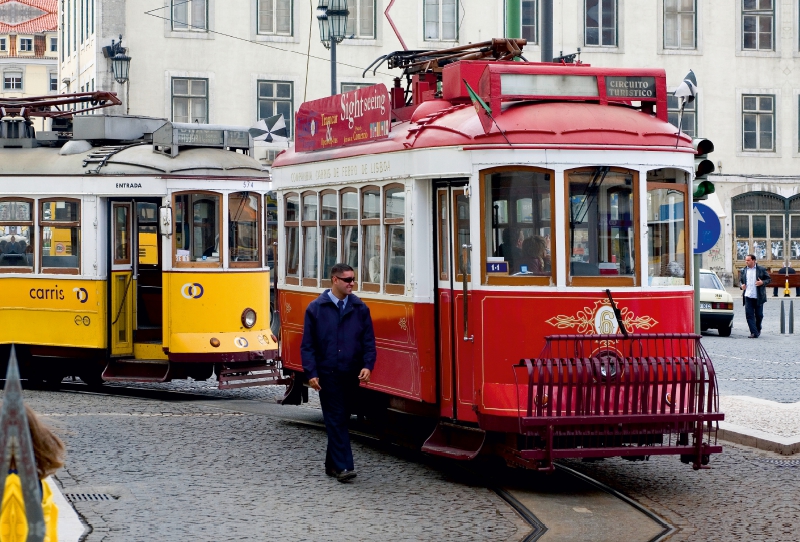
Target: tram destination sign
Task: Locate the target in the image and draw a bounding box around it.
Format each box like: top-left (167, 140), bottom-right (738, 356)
top-left (296, 84), bottom-right (391, 152)
top-left (605, 76), bottom-right (657, 99)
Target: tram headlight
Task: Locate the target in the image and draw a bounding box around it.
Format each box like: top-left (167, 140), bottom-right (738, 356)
top-left (242, 308), bottom-right (257, 329)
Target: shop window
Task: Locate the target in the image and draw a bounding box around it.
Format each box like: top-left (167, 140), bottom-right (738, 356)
top-left (301, 192), bottom-right (318, 285)
top-left (0, 199), bottom-right (34, 271)
top-left (174, 193), bottom-right (220, 266)
top-left (40, 199), bottom-right (80, 273)
top-left (229, 192), bottom-right (261, 267)
top-left (384, 184), bottom-right (405, 294)
top-left (484, 168), bottom-right (553, 285)
top-left (567, 168), bottom-right (636, 285)
top-left (284, 193), bottom-right (299, 283)
top-left (361, 186), bottom-right (381, 291)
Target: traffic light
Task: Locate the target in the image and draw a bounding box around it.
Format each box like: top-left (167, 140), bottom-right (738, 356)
top-left (693, 138), bottom-right (715, 200)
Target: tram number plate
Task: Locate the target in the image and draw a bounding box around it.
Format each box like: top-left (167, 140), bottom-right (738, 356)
top-left (486, 261), bottom-right (508, 274)
top-left (700, 302), bottom-right (711, 309)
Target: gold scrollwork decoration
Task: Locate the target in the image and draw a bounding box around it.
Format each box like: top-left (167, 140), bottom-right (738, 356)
top-left (398, 317), bottom-right (407, 331)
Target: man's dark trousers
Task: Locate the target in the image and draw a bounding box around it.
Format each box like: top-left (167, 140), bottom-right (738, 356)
top-left (744, 296), bottom-right (763, 336)
top-left (319, 369), bottom-right (359, 472)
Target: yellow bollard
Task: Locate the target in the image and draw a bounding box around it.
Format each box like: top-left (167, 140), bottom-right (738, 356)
top-left (785, 278), bottom-right (791, 297)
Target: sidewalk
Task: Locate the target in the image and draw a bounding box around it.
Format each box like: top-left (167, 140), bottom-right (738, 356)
top-left (45, 476), bottom-right (87, 542)
top-left (718, 395), bottom-right (800, 455)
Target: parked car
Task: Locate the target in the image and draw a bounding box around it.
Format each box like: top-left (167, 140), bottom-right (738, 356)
top-left (699, 269), bottom-right (734, 337)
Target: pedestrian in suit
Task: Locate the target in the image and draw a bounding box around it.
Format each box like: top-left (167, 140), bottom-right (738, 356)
top-left (772, 263), bottom-right (799, 297)
top-left (301, 262), bottom-right (376, 482)
top-left (739, 254), bottom-right (771, 338)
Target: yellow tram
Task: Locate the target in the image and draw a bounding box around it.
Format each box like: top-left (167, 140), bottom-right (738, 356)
top-left (0, 99), bottom-right (278, 387)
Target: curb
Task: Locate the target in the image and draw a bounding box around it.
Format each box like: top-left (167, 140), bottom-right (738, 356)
top-left (718, 421), bottom-right (800, 455)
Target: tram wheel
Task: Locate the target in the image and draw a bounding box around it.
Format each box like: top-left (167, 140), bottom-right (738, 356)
top-left (79, 371), bottom-right (105, 387)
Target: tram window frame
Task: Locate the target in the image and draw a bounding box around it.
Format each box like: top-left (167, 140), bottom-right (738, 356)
top-left (265, 192), bottom-right (278, 270)
top-left (319, 190), bottom-right (338, 289)
top-left (172, 191), bottom-right (222, 269)
top-left (284, 192), bottom-right (300, 285)
top-left (0, 197), bottom-right (35, 273)
top-left (480, 166), bottom-right (556, 287)
top-left (112, 203), bottom-right (132, 266)
top-left (646, 180), bottom-right (690, 286)
top-left (384, 183), bottom-right (405, 295)
top-left (361, 185), bottom-right (381, 293)
top-left (340, 188), bottom-right (360, 289)
top-left (453, 188), bottom-right (471, 284)
top-left (565, 167), bottom-right (639, 287)
top-left (39, 198), bottom-right (81, 275)
top-left (228, 191), bottom-right (262, 269)
top-left (301, 191), bottom-right (319, 287)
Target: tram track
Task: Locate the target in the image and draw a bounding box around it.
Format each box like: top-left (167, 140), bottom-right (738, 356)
top-left (52, 381), bottom-right (672, 542)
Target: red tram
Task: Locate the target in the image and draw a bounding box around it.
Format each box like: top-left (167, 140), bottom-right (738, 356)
top-left (271, 40), bottom-right (723, 470)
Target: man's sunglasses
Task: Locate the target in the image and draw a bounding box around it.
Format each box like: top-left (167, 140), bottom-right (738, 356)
top-left (334, 276), bottom-right (356, 283)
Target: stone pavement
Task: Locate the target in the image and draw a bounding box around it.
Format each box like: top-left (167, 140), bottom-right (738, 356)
top-left (23, 389), bottom-right (529, 541)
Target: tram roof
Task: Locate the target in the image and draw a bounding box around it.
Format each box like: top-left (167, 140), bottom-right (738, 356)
top-left (0, 144), bottom-right (267, 177)
top-left (273, 99), bottom-right (693, 168)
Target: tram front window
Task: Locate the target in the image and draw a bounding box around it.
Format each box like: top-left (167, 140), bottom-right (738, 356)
top-left (568, 168), bottom-right (635, 279)
top-left (174, 193), bottom-right (220, 264)
top-left (229, 192), bottom-right (261, 265)
top-left (0, 200), bottom-right (33, 270)
top-left (41, 199), bottom-right (80, 272)
top-left (647, 187), bottom-right (687, 285)
top-left (487, 169), bottom-right (552, 277)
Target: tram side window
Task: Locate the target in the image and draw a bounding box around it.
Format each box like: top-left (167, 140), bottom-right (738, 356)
top-left (384, 185), bottom-right (405, 294)
top-left (340, 189), bottom-right (359, 284)
top-left (320, 191), bottom-right (338, 284)
top-left (568, 168), bottom-right (635, 281)
top-left (647, 186), bottom-right (687, 285)
top-left (302, 192), bottom-right (319, 285)
top-left (174, 193), bottom-right (220, 265)
top-left (285, 193), bottom-right (300, 282)
top-left (40, 199), bottom-right (80, 273)
top-left (265, 192), bottom-right (278, 269)
top-left (137, 203), bottom-right (159, 266)
top-left (0, 199), bottom-right (34, 271)
top-left (229, 192), bottom-right (261, 266)
top-left (487, 170), bottom-right (552, 278)
top-left (362, 186), bottom-right (381, 291)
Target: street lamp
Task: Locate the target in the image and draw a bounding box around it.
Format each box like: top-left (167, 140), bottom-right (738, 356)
top-left (102, 35), bottom-right (132, 113)
top-left (316, 0), bottom-right (349, 96)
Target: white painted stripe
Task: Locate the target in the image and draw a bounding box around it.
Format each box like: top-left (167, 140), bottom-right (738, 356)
top-left (45, 476), bottom-right (87, 542)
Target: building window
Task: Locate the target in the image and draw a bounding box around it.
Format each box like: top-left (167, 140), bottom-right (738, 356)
top-left (258, 80), bottom-right (293, 137)
top-left (667, 94), bottom-right (697, 138)
top-left (664, 0), bottom-right (695, 49)
top-left (742, 94), bottom-right (774, 151)
top-left (340, 82), bottom-right (373, 93)
top-left (172, 0), bottom-right (208, 31)
top-left (0, 38), bottom-right (6, 52)
top-left (172, 78), bottom-right (208, 124)
top-left (346, 0), bottom-right (375, 39)
top-left (585, 0), bottom-right (616, 47)
top-left (424, 0), bottom-right (457, 41)
top-left (49, 73), bottom-right (58, 91)
top-left (18, 38), bottom-right (32, 52)
top-left (742, 0), bottom-right (773, 51)
top-left (522, 0), bottom-right (538, 44)
top-left (3, 72), bottom-right (22, 90)
top-left (50, 37), bottom-right (57, 52)
top-left (258, 0), bottom-right (292, 35)
top-left (0, 199), bottom-right (34, 272)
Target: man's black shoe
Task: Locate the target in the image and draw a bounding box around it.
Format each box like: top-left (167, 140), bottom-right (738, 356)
top-left (336, 470), bottom-right (357, 482)
top-left (326, 467), bottom-right (338, 477)
top-left (748, 333), bottom-right (756, 338)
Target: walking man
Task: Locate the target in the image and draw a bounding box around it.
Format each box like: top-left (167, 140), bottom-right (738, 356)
top-left (739, 254), bottom-right (771, 338)
top-left (301, 263), bottom-right (376, 482)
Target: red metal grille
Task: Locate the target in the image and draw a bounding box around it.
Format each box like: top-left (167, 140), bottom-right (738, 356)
top-left (512, 334), bottom-right (723, 471)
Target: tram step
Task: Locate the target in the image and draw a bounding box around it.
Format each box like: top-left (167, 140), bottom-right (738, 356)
top-left (102, 359), bottom-right (170, 382)
top-left (218, 362), bottom-right (290, 390)
top-left (421, 422), bottom-right (486, 460)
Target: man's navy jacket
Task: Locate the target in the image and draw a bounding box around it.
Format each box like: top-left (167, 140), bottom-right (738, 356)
top-left (300, 290), bottom-right (377, 380)
top-left (739, 264), bottom-right (771, 305)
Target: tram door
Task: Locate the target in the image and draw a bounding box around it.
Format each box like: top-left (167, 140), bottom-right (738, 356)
top-left (109, 201), bottom-right (135, 356)
top-left (435, 181), bottom-right (476, 422)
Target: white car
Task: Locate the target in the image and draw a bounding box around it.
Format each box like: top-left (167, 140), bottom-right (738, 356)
top-left (699, 269), bottom-right (734, 337)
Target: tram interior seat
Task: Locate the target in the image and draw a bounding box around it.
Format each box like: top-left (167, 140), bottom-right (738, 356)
top-left (570, 261), bottom-right (600, 276)
top-left (42, 255), bottom-right (78, 268)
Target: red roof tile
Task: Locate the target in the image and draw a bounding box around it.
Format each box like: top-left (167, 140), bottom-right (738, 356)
top-left (0, 0), bottom-right (57, 34)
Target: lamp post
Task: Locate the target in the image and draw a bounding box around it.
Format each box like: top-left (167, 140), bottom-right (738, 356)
top-left (104, 35), bottom-right (132, 113)
top-left (316, 0), bottom-right (349, 96)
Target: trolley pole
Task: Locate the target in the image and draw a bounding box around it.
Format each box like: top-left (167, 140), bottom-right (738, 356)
top-left (694, 253), bottom-right (701, 334)
top-left (541, 0), bottom-right (553, 63)
top-left (330, 39), bottom-right (337, 96)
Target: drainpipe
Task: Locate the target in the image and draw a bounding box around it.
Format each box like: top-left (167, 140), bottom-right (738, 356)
top-left (541, 0), bottom-right (553, 62)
